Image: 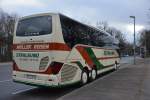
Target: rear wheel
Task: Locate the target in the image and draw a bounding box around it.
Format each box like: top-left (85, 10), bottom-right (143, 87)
top-left (81, 70), bottom-right (89, 85)
top-left (91, 68), bottom-right (97, 81)
top-left (114, 62), bottom-right (119, 70)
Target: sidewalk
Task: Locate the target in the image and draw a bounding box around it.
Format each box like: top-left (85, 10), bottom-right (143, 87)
top-left (58, 58), bottom-right (150, 100)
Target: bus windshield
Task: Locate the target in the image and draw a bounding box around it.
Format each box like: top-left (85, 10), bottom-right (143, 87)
top-left (16, 15), bottom-right (52, 36)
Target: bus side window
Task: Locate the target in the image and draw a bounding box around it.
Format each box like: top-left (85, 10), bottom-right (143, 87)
top-left (60, 14), bottom-right (118, 49)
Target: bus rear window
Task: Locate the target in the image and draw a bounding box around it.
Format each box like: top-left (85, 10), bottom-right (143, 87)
top-left (16, 16), bottom-right (52, 36)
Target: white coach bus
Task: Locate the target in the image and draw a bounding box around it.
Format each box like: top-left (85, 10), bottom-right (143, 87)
top-left (12, 13), bottom-right (120, 87)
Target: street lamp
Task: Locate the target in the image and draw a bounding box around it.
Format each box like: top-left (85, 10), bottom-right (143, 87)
top-left (129, 16), bottom-right (136, 65)
top-left (144, 31), bottom-right (147, 57)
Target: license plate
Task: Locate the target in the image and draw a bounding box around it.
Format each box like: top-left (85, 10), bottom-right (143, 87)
top-left (26, 74), bottom-right (36, 79)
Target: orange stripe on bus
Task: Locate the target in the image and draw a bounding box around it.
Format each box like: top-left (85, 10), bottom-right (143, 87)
top-left (50, 43), bottom-right (71, 51)
top-left (13, 43), bottom-right (71, 51)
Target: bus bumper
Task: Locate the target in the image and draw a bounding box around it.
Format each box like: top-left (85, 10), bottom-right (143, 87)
top-left (12, 71), bottom-right (60, 87)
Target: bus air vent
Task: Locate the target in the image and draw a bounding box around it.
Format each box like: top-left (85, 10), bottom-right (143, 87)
top-left (61, 64), bottom-right (77, 82)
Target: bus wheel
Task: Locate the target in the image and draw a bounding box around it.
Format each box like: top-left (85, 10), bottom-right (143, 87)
top-left (115, 62), bottom-right (118, 70)
top-left (81, 70), bottom-right (89, 85)
top-left (91, 68), bottom-right (97, 81)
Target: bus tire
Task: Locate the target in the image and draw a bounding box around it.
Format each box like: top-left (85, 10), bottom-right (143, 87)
top-left (115, 61), bottom-right (118, 70)
top-left (91, 68), bottom-right (97, 81)
top-left (81, 69), bottom-right (89, 85)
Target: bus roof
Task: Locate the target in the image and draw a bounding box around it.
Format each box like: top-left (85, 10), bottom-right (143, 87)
top-left (19, 12), bottom-right (58, 20)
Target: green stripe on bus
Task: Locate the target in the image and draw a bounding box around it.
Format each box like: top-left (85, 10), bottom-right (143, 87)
top-left (85, 47), bottom-right (104, 70)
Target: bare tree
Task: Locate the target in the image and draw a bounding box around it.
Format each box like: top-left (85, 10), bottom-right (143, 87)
top-left (139, 29), bottom-right (150, 56)
top-left (96, 21), bottom-right (128, 56)
top-left (96, 21), bottom-right (108, 31)
top-left (137, 9), bottom-right (150, 57)
top-left (0, 8), bottom-right (18, 62)
top-left (0, 10), bottom-right (18, 35)
top-left (96, 21), bottom-right (126, 43)
top-left (96, 21), bottom-right (126, 46)
top-left (107, 27), bottom-right (127, 52)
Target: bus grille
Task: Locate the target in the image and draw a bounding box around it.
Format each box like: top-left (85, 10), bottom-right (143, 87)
top-left (61, 64), bottom-right (78, 82)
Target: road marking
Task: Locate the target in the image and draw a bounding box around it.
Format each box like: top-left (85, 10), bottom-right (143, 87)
top-left (0, 79), bottom-right (11, 83)
top-left (12, 87), bottom-right (36, 95)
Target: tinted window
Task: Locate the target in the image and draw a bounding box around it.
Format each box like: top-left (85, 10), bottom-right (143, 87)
top-left (16, 16), bottom-right (52, 36)
top-left (60, 14), bottom-right (115, 48)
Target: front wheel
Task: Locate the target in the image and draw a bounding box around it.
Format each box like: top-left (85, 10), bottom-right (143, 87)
top-left (114, 63), bottom-right (119, 70)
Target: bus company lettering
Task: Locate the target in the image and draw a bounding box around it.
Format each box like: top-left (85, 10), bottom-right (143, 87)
top-left (34, 44), bottom-right (49, 50)
top-left (16, 44), bottom-right (32, 50)
top-left (15, 43), bottom-right (49, 50)
top-left (104, 51), bottom-right (114, 55)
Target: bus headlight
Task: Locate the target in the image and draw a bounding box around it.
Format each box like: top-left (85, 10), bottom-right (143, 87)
top-left (39, 56), bottom-right (49, 70)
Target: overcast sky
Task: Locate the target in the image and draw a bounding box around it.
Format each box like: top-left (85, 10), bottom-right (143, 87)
top-left (0, 0), bottom-right (149, 42)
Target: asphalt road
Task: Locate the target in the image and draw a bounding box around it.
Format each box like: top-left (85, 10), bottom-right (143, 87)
top-left (0, 63), bottom-right (82, 100)
top-left (0, 56), bottom-right (138, 100)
